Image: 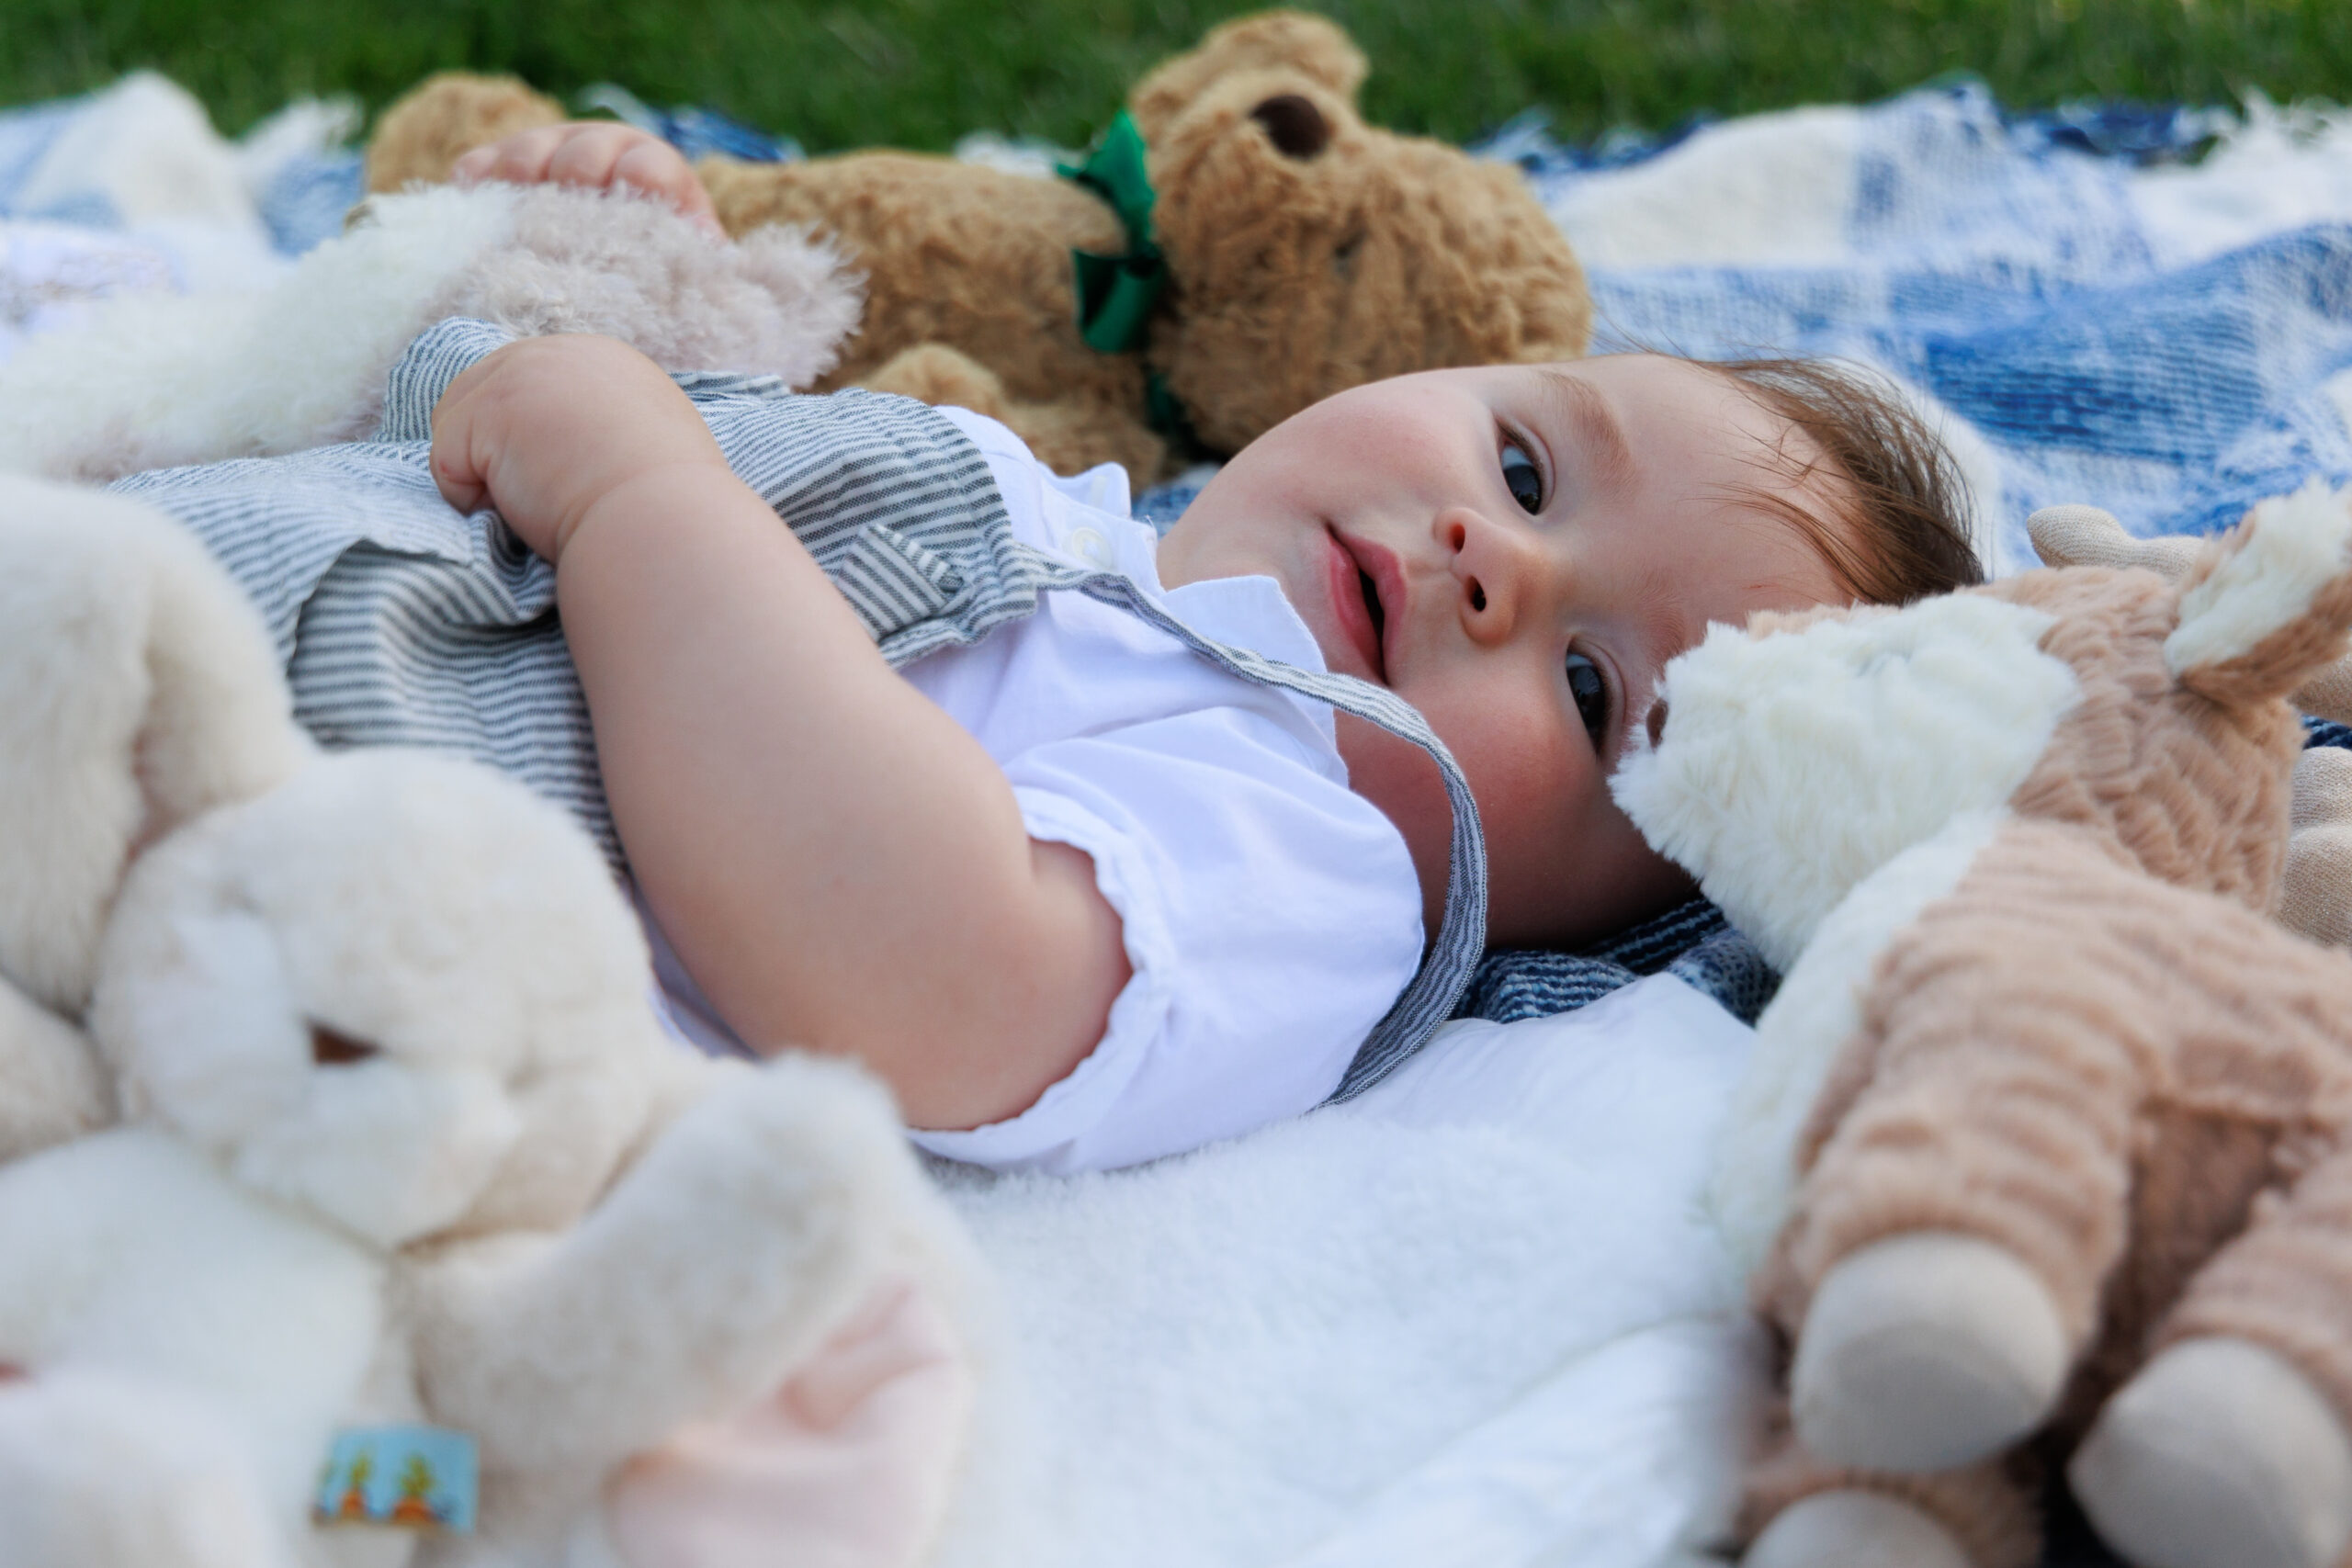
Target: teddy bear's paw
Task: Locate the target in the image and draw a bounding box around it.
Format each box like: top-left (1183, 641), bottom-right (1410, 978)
top-left (1745, 1490), bottom-right (1974, 1568)
top-left (2282, 748), bottom-right (2352, 949)
top-left (1792, 1232), bottom-right (2068, 1472)
top-left (2071, 1337), bottom-right (2352, 1568)
top-left (0, 1370), bottom-right (289, 1568)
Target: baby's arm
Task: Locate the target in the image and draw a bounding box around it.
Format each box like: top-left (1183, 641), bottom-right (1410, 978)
top-left (431, 337), bottom-right (1130, 1130)
top-left (452, 121), bottom-right (719, 235)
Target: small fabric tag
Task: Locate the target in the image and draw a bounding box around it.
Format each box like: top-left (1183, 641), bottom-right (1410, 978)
top-left (313, 1424), bottom-right (478, 1533)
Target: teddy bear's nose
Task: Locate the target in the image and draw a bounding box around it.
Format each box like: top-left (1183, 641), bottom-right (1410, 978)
top-left (1250, 95), bottom-right (1330, 159)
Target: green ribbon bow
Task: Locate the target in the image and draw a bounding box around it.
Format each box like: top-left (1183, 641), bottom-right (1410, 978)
top-left (1058, 110), bottom-right (1167, 356)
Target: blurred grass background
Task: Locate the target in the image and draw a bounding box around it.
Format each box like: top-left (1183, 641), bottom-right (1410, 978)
top-left (3, 0), bottom-right (2347, 149)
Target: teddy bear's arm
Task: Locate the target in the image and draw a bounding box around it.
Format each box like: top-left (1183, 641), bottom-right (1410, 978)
top-left (406, 1055), bottom-right (912, 1476)
top-left (860, 343), bottom-right (1169, 480)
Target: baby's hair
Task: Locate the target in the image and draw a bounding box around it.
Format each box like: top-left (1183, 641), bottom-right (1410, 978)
top-left (1705, 356), bottom-right (1984, 606)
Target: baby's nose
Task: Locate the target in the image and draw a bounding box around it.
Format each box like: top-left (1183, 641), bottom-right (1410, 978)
top-left (1442, 508), bottom-right (1535, 642)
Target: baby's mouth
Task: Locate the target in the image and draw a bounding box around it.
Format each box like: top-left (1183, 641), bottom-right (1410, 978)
top-left (1358, 568), bottom-right (1386, 649)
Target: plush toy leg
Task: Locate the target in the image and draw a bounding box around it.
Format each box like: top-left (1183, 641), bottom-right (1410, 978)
top-left (2077, 1140), bottom-right (2352, 1568)
top-left (1761, 893), bottom-right (2140, 1473)
top-left (2072, 1338), bottom-right (2352, 1568)
top-left (2283, 746), bottom-right (2352, 949)
top-left (0, 1370), bottom-right (291, 1568)
top-left (1740, 1407), bottom-right (2042, 1568)
top-left (1746, 1490), bottom-right (1973, 1568)
top-left (1792, 1232), bottom-right (2068, 1472)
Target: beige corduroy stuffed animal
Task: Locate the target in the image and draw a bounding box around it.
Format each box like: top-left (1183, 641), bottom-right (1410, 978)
top-left (1612, 480), bottom-right (2352, 1568)
top-left (362, 11), bottom-right (1592, 481)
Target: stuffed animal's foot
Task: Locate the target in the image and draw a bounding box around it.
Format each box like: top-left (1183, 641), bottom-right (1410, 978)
top-left (1792, 1232), bottom-right (2068, 1472)
top-left (2071, 1337), bottom-right (2352, 1568)
top-left (0, 1371), bottom-right (289, 1568)
top-left (2283, 746), bottom-right (2352, 948)
top-left (1745, 1489), bottom-right (1974, 1568)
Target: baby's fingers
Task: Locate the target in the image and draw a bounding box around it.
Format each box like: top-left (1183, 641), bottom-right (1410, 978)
top-left (613, 139), bottom-right (722, 233)
top-left (452, 124), bottom-right (570, 187)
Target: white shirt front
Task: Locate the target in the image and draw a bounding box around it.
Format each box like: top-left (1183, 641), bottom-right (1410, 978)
top-left (885, 408), bottom-right (1424, 1171)
top-left (645, 408), bottom-right (1427, 1173)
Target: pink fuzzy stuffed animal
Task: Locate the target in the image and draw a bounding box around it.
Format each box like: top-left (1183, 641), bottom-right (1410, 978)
top-left (1615, 481), bottom-right (2352, 1568)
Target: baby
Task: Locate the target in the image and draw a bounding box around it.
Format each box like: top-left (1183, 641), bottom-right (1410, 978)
top-left (171, 124), bottom-right (1983, 1173)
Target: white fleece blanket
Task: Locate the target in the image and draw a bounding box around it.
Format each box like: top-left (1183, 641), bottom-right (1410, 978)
top-left (936, 976), bottom-right (1761, 1568)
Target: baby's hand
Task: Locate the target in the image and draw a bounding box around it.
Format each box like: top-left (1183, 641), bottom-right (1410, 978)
top-left (452, 121), bottom-right (721, 237)
top-left (430, 335), bottom-right (731, 563)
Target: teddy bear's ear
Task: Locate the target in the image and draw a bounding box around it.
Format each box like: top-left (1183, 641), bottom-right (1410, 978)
top-left (1129, 10), bottom-right (1369, 145)
top-left (2155, 481), bottom-right (2352, 711)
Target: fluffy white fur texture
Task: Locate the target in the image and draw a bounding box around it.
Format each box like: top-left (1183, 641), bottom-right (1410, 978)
top-left (1707, 811), bottom-right (2007, 1275)
top-left (0, 181), bottom-right (862, 482)
top-left (1611, 594), bottom-right (2078, 971)
top-left (931, 976), bottom-right (1762, 1568)
top-left (0, 1364), bottom-right (300, 1568)
top-left (2167, 477), bottom-right (2352, 680)
top-left (0, 475), bottom-right (307, 1021)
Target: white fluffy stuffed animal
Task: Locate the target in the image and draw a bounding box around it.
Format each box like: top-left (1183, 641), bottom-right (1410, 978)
top-left (0, 179), bottom-right (863, 483)
top-left (0, 487), bottom-right (976, 1568)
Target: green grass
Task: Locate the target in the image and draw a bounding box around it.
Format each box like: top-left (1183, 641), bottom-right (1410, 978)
top-left (4, 0), bottom-right (2348, 151)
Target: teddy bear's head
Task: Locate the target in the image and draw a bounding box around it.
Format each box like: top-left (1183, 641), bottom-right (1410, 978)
top-left (89, 749), bottom-right (679, 1249)
top-left (1614, 480), bottom-right (2352, 970)
top-left (1131, 11), bottom-right (1590, 456)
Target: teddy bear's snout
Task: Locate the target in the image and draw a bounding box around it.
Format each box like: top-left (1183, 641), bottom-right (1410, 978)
top-left (1250, 94), bottom-right (1329, 159)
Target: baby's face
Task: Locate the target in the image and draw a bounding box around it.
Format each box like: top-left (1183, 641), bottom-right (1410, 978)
top-left (1157, 354), bottom-right (1849, 948)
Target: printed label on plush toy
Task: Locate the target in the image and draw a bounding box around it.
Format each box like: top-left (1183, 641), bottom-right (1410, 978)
top-left (312, 1425), bottom-right (477, 1533)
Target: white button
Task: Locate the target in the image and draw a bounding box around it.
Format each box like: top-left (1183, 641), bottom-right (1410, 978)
top-left (1067, 526), bottom-right (1114, 569)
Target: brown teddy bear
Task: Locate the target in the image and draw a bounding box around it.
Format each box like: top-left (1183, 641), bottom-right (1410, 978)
top-left (362, 11), bottom-right (1592, 480)
top-left (1611, 481), bottom-right (2352, 1568)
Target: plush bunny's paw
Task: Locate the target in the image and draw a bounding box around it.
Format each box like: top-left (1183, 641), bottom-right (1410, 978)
top-left (2283, 747), bottom-right (2352, 949)
top-left (2071, 1337), bottom-right (2352, 1568)
top-left (1746, 1490), bottom-right (1974, 1568)
top-left (1792, 1232), bottom-right (2068, 1472)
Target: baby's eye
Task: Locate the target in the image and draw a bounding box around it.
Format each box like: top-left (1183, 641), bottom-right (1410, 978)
top-left (1565, 652), bottom-right (1609, 748)
top-left (1500, 439), bottom-right (1544, 514)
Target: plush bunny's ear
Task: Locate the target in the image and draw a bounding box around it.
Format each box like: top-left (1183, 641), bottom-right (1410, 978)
top-left (2163, 481), bottom-right (2352, 709)
top-left (1128, 10), bottom-right (1367, 142)
top-left (2034, 500), bottom-right (2352, 722)
top-left (0, 480), bottom-right (309, 1014)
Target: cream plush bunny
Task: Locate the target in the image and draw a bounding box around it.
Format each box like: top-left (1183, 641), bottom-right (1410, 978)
top-left (1616, 482), bottom-right (2352, 1568)
top-left (0, 485), bottom-right (978, 1568)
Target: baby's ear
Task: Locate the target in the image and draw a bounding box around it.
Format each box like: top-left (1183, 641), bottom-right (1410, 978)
top-left (2033, 496), bottom-right (2352, 721)
top-left (1129, 10), bottom-right (1367, 144)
